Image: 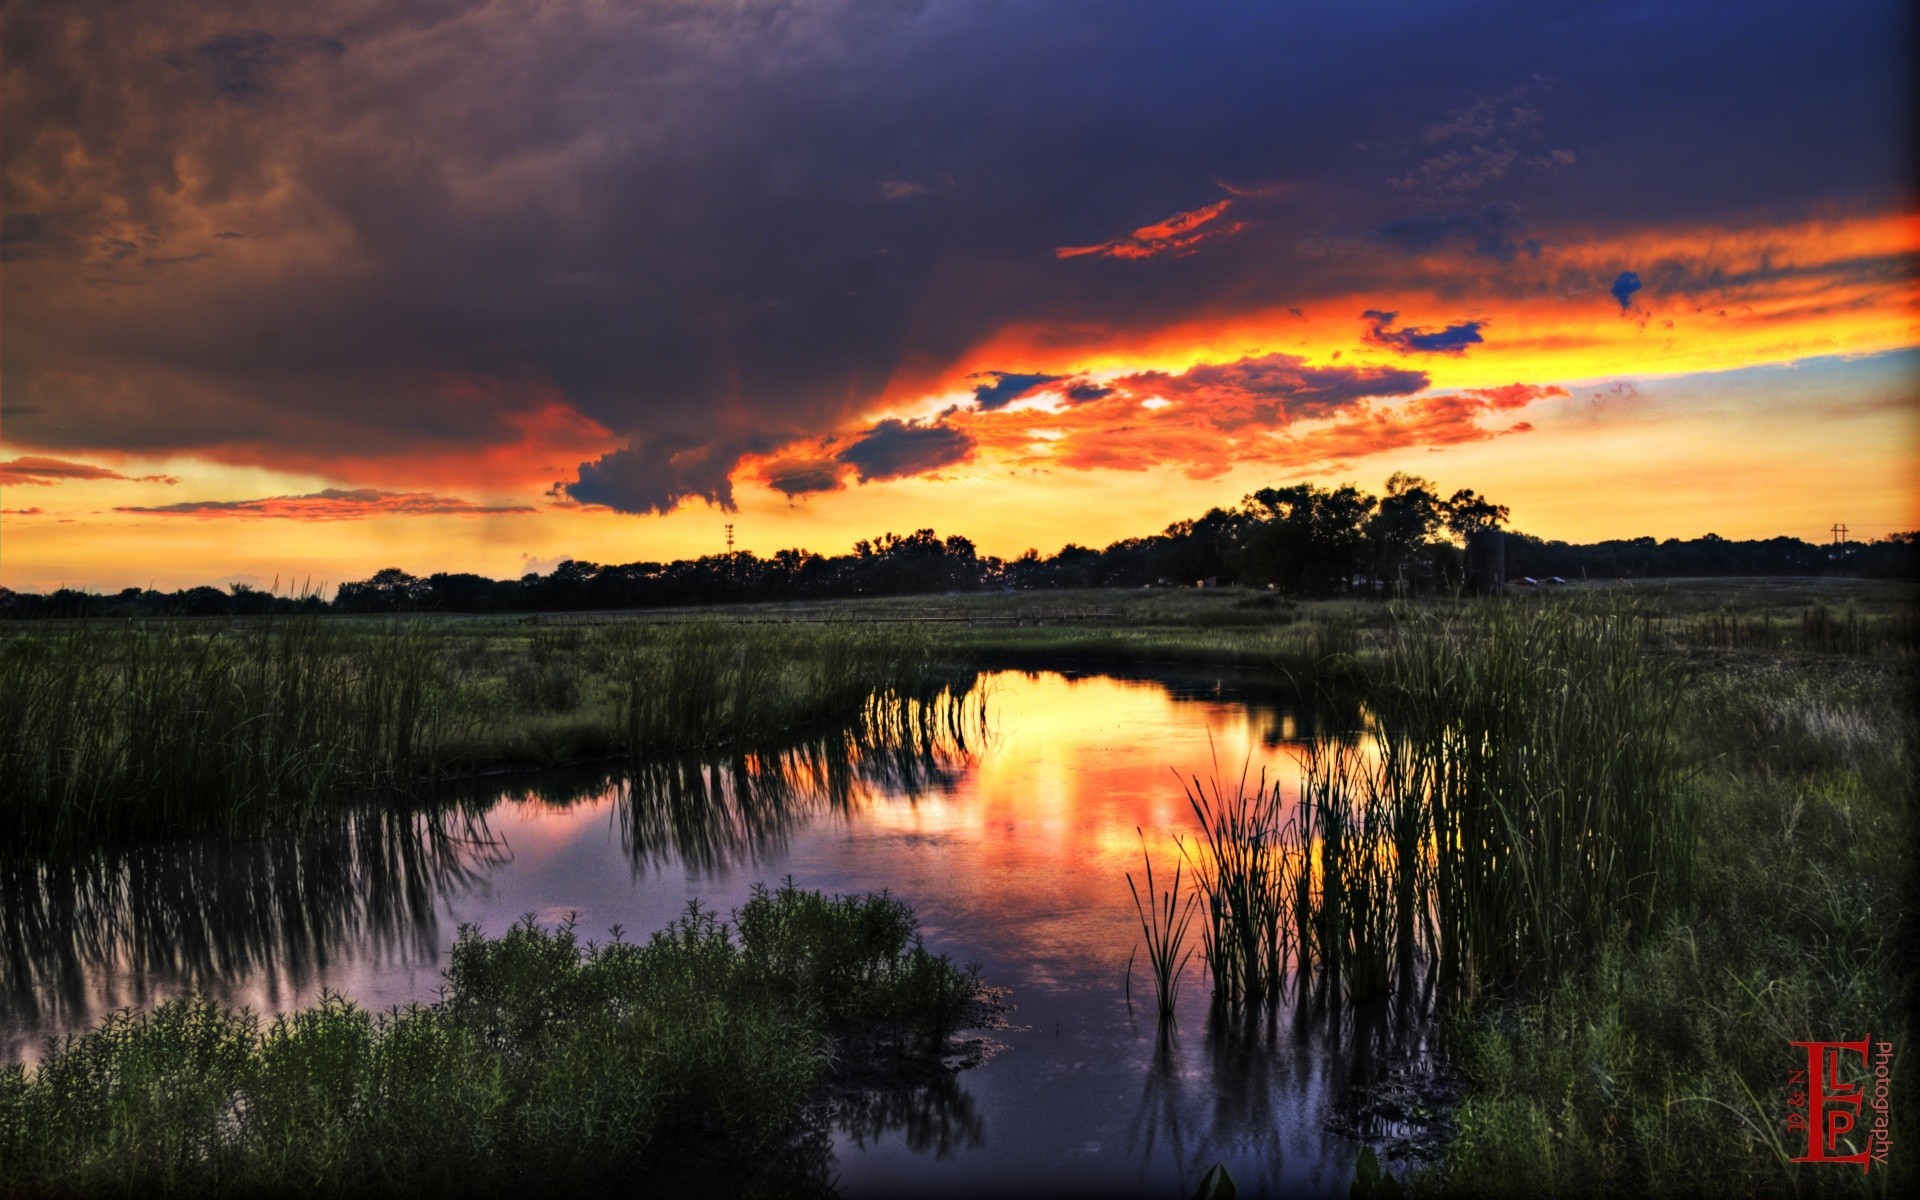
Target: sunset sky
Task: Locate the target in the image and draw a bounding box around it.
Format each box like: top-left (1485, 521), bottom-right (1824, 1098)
top-left (3, 0), bottom-right (1915, 593)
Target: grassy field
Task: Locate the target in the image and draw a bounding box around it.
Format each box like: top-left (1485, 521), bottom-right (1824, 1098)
top-left (1, 577), bottom-right (1912, 1195)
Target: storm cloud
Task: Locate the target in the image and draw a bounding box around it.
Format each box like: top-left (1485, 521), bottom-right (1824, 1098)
top-left (2, 0), bottom-right (1910, 512)
top-left (561, 435), bottom-right (785, 515)
top-left (837, 420), bottom-right (976, 483)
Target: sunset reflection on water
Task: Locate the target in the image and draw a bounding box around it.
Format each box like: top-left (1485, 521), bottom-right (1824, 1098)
top-left (4, 669), bottom-right (1377, 1197)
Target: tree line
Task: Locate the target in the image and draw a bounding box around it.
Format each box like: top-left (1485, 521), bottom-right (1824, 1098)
top-left (3, 475), bottom-right (1912, 618)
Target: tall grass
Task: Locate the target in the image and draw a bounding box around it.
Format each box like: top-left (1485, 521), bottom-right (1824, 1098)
top-left (608, 621), bottom-right (950, 755)
top-left (1127, 830), bottom-right (1198, 1030)
top-left (1179, 767), bottom-right (1295, 1013)
top-left (1378, 601), bottom-right (1693, 994)
top-left (0, 618), bottom-right (459, 846)
top-left (1443, 656), bottom-right (1914, 1195)
top-left (0, 618), bottom-right (967, 849)
top-left (0, 883), bottom-right (982, 1197)
top-left (1162, 601), bottom-right (1693, 1021)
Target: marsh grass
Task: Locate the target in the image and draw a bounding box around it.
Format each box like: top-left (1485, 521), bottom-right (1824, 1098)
top-left (1443, 659), bottom-right (1914, 1196)
top-left (1179, 766), bottom-right (1296, 1014)
top-left (0, 883), bottom-right (981, 1197)
top-left (1677, 603), bottom-right (1920, 657)
top-left (0, 618), bottom-right (461, 846)
top-left (1127, 829), bottom-right (1198, 1031)
top-left (1159, 601), bottom-right (1693, 1026)
top-left (0, 618), bottom-right (963, 849)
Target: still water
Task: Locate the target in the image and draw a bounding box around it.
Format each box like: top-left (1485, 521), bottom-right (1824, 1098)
top-left (3, 668), bottom-right (1406, 1197)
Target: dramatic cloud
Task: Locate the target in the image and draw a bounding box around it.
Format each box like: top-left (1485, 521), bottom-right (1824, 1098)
top-left (0, 456), bottom-right (179, 486)
top-left (1360, 311), bottom-right (1486, 355)
top-left (762, 456), bottom-right (851, 498)
top-left (837, 420), bottom-right (976, 483)
top-left (971, 372), bottom-right (1065, 411)
top-left (1055, 199), bottom-right (1245, 261)
top-left (932, 351), bottom-right (1469, 480)
top-left (1, 0), bottom-right (1912, 535)
top-left (1117, 352), bottom-right (1431, 424)
top-left (560, 435), bottom-right (785, 515)
top-left (1273, 387), bottom-right (1557, 465)
top-left (1611, 271), bottom-right (1644, 311)
top-left (115, 489), bottom-right (536, 519)
top-left (1065, 383), bottom-right (1116, 403)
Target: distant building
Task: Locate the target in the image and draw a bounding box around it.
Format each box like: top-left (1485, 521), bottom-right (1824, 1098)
top-left (1466, 529), bottom-right (1506, 594)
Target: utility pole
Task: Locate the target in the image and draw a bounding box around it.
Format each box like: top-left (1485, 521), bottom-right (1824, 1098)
top-left (725, 523), bottom-right (735, 583)
top-left (1830, 523), bottom-right (1849, 545)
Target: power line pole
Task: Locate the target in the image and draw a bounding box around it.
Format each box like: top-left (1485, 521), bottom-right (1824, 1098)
top-left (1830, 523), bottom-right (1849, 545)
top-left (725, 523), bottom-right (735, 583)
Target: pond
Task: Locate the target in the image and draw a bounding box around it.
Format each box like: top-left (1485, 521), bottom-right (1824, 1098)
top-left (2, 667), bottom-right (1431, 1197)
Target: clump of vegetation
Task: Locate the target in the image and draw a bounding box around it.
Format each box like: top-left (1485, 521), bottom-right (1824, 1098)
top-left (0, 883), bottom-right (982, 1197)
top-left (1146, 602), bottom-right (1692, 1022)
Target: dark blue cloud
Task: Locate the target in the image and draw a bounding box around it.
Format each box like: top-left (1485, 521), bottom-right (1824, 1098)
top-left (763, 458), bottom-right (847, 497)
top-left (1610, 271), bottom-right (1643, 311)
top-left (1065, 383), bottom-right (1115, 403)
top-left (1372, 202), bottom-right (1536, 262)
top-left (563, 434), bottom-right (784, 514)
top-left (837, 420), bottom-right (975, 482)
top-left (971, 371), bottom-right (1063, 411)
top-left (1361, 311), bottom-right (1485, 355)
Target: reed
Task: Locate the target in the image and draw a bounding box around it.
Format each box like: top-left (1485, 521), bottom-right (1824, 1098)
top-left (0, 884), bottom-right (981, 1197)
top-left (1171, 599), bottom-right (1693, 1018)
top-left (1179, 766), bottom-right (1296, 1013)
top-left (1126, 830), bottom-right (1197, 1030)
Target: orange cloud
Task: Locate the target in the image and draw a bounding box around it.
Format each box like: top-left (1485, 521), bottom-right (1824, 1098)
top-left (899, 211), bottom-right (1920, 411)
top-left (941, 362), bottom-right (1567, 479)
top-left (200, 379), bottom-right (621, 493)
top-left (1055, 199), bottom-right (1245, 260)
top-left (115, 489), bottom-right (538, 520)
top-left (0, 456), bottom-right (179, 486)
top-left (746, 349), bottom-right (1569, 486)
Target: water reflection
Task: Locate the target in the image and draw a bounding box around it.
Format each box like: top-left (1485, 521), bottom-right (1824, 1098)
top-left (833, 1073), bottom-right (986, 1159)
top-left (2, 668), bottom-right (1403, 1196)
top-left (0, 806), bottom-right (501, 1058)
top-left (615, 714), bottom-right (977, 876)
top-left (0, 691), bottom-right (980, 1059)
